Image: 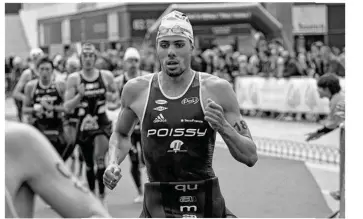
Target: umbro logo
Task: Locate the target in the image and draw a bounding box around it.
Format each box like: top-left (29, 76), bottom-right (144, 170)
top-left (154, 106), bottom-right (168, 112)
top-left (153, 113), bottom-right (167, 123)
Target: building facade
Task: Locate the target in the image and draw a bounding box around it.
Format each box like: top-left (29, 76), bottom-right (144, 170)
top-left (19, 2), bottom-right (344, 56)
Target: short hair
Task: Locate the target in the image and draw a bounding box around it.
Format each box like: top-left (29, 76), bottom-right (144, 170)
top-left (317, 73), bottom-right (341, 95)
top-left (36, 56), bottom-right (54, 69)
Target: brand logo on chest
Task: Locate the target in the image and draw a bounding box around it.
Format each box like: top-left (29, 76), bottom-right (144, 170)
top-left (155, 99), bottom-right (168, 105)
top-left (153, 106), bottom-right (168, 112)
top-left (181, 97), bottom-right (199, 105)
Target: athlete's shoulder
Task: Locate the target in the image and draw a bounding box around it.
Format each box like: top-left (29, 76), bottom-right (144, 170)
top-left (140, 70), bottom-right (151, 76)
top-left (22, 68), bottom-right (32, 74)
top-left (67, 71), bottom-right (81, 83)
top-left (199, 72), bottom-right (232, 90)
top-left (128, 72), bottom-right (153, 87)
top-left (55, 79), bottom-right (66, 89)
top-left (100, 69), bottom-right (114, 78)
top-left (20, 68), bottom-right (32, 79)
top-left (25, 78), bottom-right (38, 89)
top-left (122, 73), bottom-right (153, 100)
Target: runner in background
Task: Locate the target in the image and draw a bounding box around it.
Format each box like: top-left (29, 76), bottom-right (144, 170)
top-left (12, 48), bottom-right (44, 122)
top-left (115, 47), bottom-right (149, 203)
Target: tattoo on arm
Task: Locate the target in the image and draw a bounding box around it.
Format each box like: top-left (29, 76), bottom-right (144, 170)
top-left (233, 119), bottom-right (252, 139)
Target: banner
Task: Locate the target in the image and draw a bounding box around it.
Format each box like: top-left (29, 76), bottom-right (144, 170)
top-left (292, 5), bottom-right (327, 34)
top-left (235, 76), bottom-right (345, 115)
top-left (235, 77), bottom-right (263, 110)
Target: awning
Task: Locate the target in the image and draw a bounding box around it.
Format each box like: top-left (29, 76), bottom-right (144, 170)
top-left (146, 3), bottom-right (292, 52)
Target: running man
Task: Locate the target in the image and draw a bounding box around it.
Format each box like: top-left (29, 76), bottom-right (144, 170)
top-left (22, 56), bottom-right (68, 156)
top-left (64, 43), bottom-right (118, 202)
top-left (62, 57), bottom-right (85, 177)
top-left (115, 47), bottom-right (149, 203)
top-left (12, 48), bottom-right (44, 122)
top-left (5, 121), bottom-right (111, 218)
top-left (104, 11), bottom-right (258, 217)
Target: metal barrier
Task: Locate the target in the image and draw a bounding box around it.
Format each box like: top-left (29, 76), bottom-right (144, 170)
top-left (340, 124), bottom-right (345, 218)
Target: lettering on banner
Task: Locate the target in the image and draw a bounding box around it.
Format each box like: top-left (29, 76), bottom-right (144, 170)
top-left (249, 83), bottom-right (259, 105)
top-left (304, 83), bottom-right (318, 110)
top-left (286, 83), bottom-right (301, 108)
top-left (132, 19), bottom-right (156, 31)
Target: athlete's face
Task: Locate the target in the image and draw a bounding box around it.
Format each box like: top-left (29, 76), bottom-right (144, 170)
top-left (38, 62), bottom-right (53, 82)
top-left (125, 58), bottom-right (140, 74)
top-left (157, 36), bottom-right (193, 78)
top-left (81, 52), bottom-right (96, 70)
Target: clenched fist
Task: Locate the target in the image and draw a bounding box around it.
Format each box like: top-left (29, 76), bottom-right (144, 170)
top-left (103, 164), bottom-right (122, 190)
top-left (204, 98), bottom-right (227, 133)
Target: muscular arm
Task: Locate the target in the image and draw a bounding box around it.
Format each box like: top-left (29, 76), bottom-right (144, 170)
top-left (12, 123), bottom-right (110, 218)
top-left (102, 70), bottom-right (118, 102)
top-left (109, 80), bottom-right (140, 166)
top-left (22, 81), bottom-right (36, 114)
top-left (211, 79), bottom-right (258, 167)
top-left (64, 73), bottom-right (82, 113)
top-left (12, 70), bottom-right (30, 101)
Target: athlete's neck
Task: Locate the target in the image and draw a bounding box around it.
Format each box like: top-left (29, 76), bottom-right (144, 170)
top-left (159, 68), bottom-right (195, 97)
top-left (82, 68), bottom-right (98, 80)
top-left (83, 68), bottom-right (96, 76)
top-left (125, 70), bottom-right (139, 80)
top-left (160, 67), bottom-right (194, 87)
top-left (39, 78), bottom-right (52, 88)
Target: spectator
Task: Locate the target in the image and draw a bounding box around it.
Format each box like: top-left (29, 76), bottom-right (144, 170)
top-left (320, 46), bottom-right (345, 77)
top-left (191, 48), bottom-right (207, 72)
top-left (282, 51), bottom-right (303, 78)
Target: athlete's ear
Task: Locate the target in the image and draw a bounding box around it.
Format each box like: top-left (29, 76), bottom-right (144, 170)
top-left (190, 40), bottom-right (194, 51)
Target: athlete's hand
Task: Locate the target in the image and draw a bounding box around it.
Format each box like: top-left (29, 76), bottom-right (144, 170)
top-left (77, 83), bottom-right (85, 97)
top-left (204, 98), bottom-right (227, 133)
top-left (106, 91), bottom-right (116, 102)
top-left (103, 164), bottom-right (122, 190)
top-left (40, 98), bottom-right (53, 111)
top-left (34, 104), bottom-right (44, 113)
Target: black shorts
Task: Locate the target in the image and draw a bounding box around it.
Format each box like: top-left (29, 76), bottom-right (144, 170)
top-left (139, 177), bottom-right (235, 218)
top-left (34, 122), bottom-right (67, 157)
top-left (78, 122), bottom-right (113, 144)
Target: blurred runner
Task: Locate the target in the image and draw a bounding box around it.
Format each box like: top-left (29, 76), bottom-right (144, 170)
top-left (115, 47), bottom-right (149, 203)
top-left (12, 48), bottom-right (44, 122)
top-left (104, 11), bottom-right (258, 218)
top-left (64, 43), bottom-right (118, 203)
top-left (22, 56), bottom-right (68, 156)
top-left (5, 121), bottom-right (111, 218)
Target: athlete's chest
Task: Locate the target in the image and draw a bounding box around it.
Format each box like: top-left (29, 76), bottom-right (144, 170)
top-left (33, 85), bottom-right (60, 104)
top-left (83, 80), bottom-right (106, 98)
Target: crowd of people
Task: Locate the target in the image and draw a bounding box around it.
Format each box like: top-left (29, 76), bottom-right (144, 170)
top-left (5, 35), bottom-right (345, 124)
